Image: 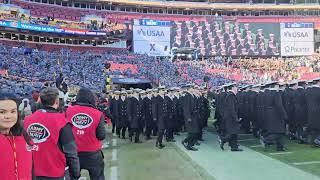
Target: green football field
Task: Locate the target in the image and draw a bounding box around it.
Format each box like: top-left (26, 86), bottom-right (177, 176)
top-left (81, 127), bottom-right (214, 180)
top-left (80, 116), bottom-right (320, 180)
top-left (207, 111), bottom-right (320, 179)
top-left (239, 134), bottom-right (320, 177)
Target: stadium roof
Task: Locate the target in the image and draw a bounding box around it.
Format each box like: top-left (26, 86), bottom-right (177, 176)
top-left (90, 0), bottom-right (320, 10)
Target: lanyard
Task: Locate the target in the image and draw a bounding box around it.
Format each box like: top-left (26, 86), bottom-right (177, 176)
top-left (7, 135), bottom-right (19, 180)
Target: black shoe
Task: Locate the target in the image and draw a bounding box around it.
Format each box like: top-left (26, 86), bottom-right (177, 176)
top-left (186, 146), bottom-right (198, 151)
top-left (231, 148), bottom-right (243, 152)
top-left (276, 147), bottom-right (286, 151)
top-left (199, 138), bottom-right (204, 142)
top-left (174, 132), bottom-right (180, 136)
top-left (182, 141), bottom-right (188, 149)
top-left (289, 134), bottom-right (297, 140)
top-left (218, 137), bottom-right (225, 150)
top-left (122, 136), bottom-right (126, 139)
top-left (312, 143), bottom-right (320, 148)
top-left (156, 143), bottom-right (165, 149)
top-left (167, 139), bottom-right (176, 142)
top-left (130, 136), bottom-right (133, 142)
top-left (195, 142), bottom-right (200, 146)
top-left (135, 140), bottom-right (143, 144)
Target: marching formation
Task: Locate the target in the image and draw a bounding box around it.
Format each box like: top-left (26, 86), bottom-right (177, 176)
top-left (5, 77), bottom-right (320, 180)
top-left (214, 79), bottom-right (320, 152)
top-left (109, 85), bottom-right (210, 151)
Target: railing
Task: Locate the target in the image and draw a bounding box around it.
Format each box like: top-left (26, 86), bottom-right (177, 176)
top-left (7, 0), bottom-right (320, 18)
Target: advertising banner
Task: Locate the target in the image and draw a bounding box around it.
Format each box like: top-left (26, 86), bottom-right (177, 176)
top-left (134, 40), bottom-right (171, 56)
top-left (281, 41), bottom-right (314, 56)
top-left (133, 19), bottom-right (171, 56)
top-left (0, 20), bottom-right (106, 36)
top-left (280, 22), bottom-right (314, 56)
top-left (280, 28), bottom-right (314, 42)
top-left (133, 25), bottom-right (171, 42)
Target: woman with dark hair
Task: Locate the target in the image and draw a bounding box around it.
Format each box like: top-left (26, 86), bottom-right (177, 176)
top-left (0, 91), bottom-right (33, 180)
top-left (66, 87), bottom-right (106, 180)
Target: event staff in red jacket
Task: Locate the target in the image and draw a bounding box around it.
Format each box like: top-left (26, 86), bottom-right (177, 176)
top-left (0, 91), bottom-right (33, 180)
top-left (66, 88), bottom-right (106, 180)
top-left (24, 87), bottom-right (80, 180)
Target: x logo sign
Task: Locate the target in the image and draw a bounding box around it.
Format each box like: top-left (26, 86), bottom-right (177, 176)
top-left (150, 43), bottom-right (156, 51)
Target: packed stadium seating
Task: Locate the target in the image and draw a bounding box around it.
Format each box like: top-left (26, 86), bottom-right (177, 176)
top-left (0, 0), bottom-right (320, 96)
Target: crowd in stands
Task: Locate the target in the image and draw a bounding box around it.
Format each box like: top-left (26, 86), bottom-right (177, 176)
top-left (1, 42), bottom-right (320, 98)
top-left (182, 55), bottom-right (320, 85)
top-left (0, 44), bottom-right (223, 97)
top-left (0, 4), bottom-right (127, 33)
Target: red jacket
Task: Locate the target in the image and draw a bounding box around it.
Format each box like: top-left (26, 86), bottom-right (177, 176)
top-left (24, 110), bottom-right (67, 178)
top-left (66, 105), bottom-right (103, 152)
top-left (0, 134), bottom-right (33, 180)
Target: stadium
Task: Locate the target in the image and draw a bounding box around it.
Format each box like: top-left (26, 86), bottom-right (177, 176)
top-left (1, 0), bottom-right (320, 180)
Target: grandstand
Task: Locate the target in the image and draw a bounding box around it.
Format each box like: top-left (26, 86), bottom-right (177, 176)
top-left (2, 1), bottom-right (320, 180)
top-left (0, 0), bottom-right (319, 92)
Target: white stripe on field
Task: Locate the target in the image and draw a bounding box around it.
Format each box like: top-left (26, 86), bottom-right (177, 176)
top-left (238, 138), bottom-right (257, 142)
top-left (112, 149), bottom-right (117, 161)
top-left (110, 166), bottom-right (118, 180)
top-left (269, 152), bottom-right (293, 155)
top-left (112, 139), bottom-right (117, 146)
top-left (102, 142), bottom-right (109, 149)
top-left (292, 161), bottom-right (320, 165)
top-left (78, 177), bottom-right (87, 180)
top-left (250, 145), bottom-right (264, 148)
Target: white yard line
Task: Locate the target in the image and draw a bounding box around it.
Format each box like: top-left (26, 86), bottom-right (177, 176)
top-left (112, 149), bottom-right (118, 161)
top-left (110, 166), bottom-right (118, 180)
top-left (250, 144), bottom-right (264, 148)
top-left (102, 142), bottom-right (109, 149)
top-left (292, 161), bottom-right (320, 165)
top-left (112, 139), bottom-right (117, 147)
top-left (269, 152), bottom-right (293, 155)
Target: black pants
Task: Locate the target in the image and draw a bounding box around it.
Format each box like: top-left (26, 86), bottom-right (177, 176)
top-left (79, 151), bottom-right (105, 180)
top-left (241, 118), bottom-right (251, 133)
top-left (116, 126), bottom-right (127, 138)
top-left (129, 128), bottom-right (140, 142)
top-left (166, 128), bottom-right (174, 140)
top-left (264, 133), bottom-right (285, 148)
top-left (145, 125), bottom-right (152, 138)
top-left (198, 128), bottom-right (204, 140)
top-left (152, 123), bottom-right (158, 136)
top-left (228, 134), bottom-right (239, 149)
top-left (183, 133), bottom-right (198, 147)
top-left (296, 126), bottom-right (308, 142)
top-left (112, 119), bottom-right (116, 133)
top-left (156, 129), bottom-right (165, 145)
